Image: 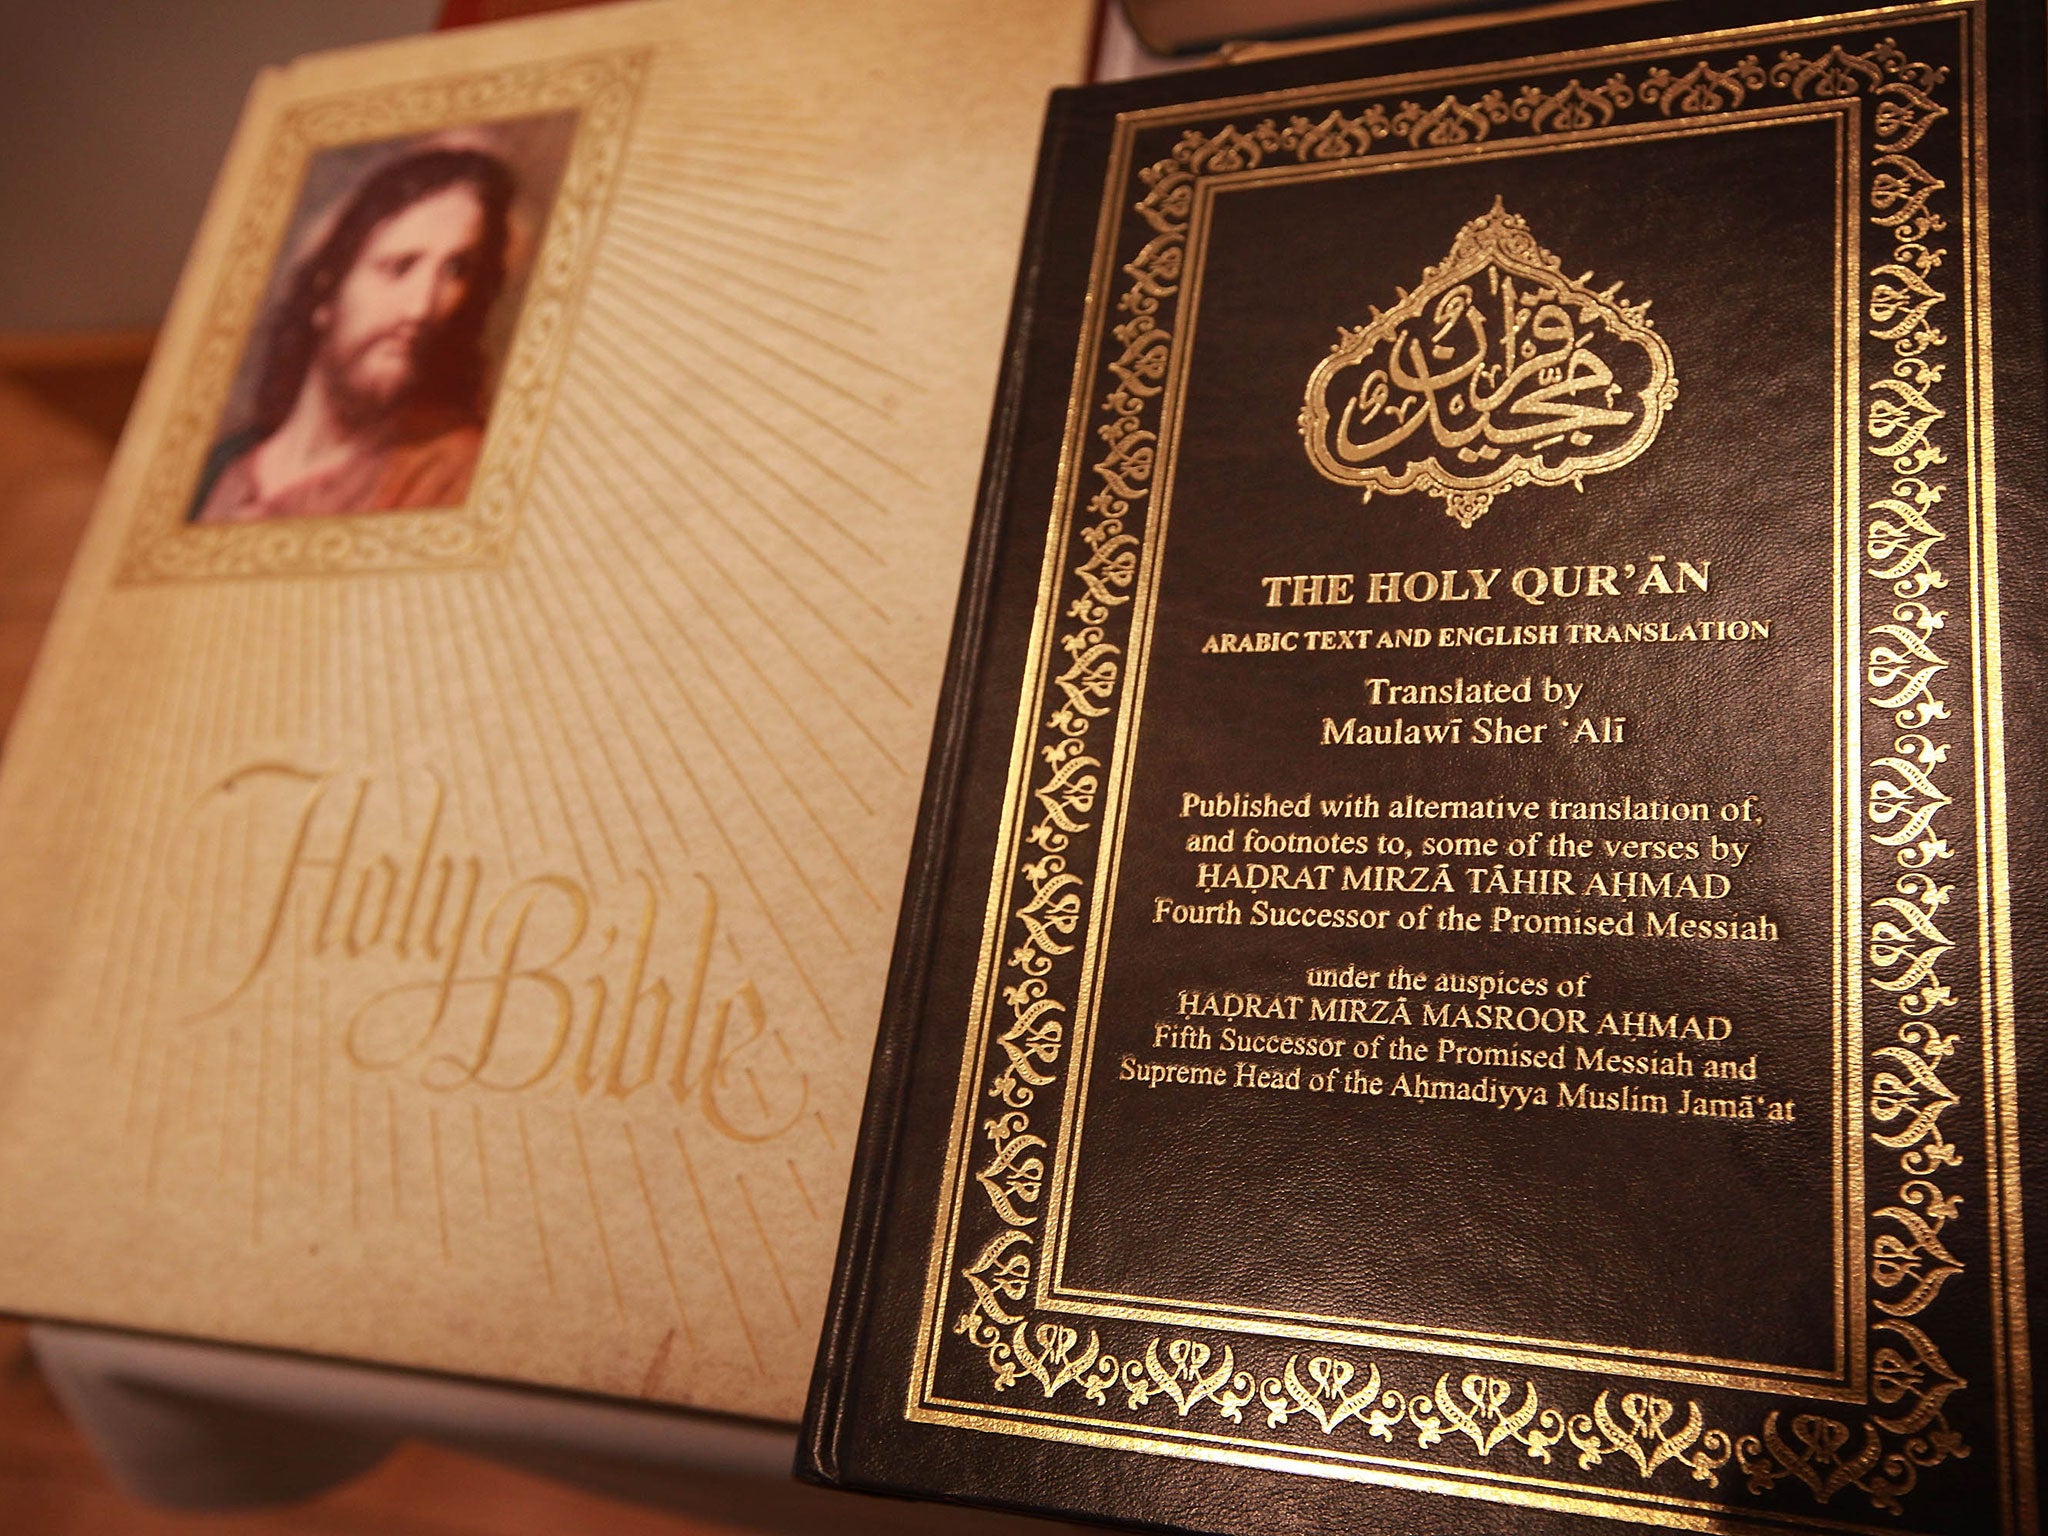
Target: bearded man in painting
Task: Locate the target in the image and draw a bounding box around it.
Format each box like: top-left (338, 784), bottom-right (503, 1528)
top-left (191, 147), bottom-right (514, 524)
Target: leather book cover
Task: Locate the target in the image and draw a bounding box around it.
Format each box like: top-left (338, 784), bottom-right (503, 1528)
top-left (800, 0), bottom-right (2046, 1528)
top-left (0, 0), bottom-right (1095, 1422)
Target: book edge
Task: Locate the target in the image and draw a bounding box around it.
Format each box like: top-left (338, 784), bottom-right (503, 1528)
top-left (796, 82), bottom-right (1086, 1490)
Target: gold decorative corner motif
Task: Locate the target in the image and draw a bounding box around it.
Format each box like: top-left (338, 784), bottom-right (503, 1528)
top-left (1299, 198), bottom-right (1677, 527)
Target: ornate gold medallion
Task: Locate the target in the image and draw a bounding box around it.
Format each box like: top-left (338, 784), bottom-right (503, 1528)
top-left (1299, 199), bottom-right (1677, 527)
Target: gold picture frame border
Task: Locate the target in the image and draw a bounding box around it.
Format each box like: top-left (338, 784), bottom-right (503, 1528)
top-left (117, 46), bottom-right (651, 585)
top-left (907, 4), bottom-right (2032, 1532)
top-left (1037, 102), bottom-right (1861, 1395)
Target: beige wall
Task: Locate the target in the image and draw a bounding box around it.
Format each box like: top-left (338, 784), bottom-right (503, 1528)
top-left (0, 0), bottom-right (440, 333)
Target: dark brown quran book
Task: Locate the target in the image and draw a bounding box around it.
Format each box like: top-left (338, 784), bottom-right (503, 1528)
top-left (799, 1), bottom-right (2047, 1530)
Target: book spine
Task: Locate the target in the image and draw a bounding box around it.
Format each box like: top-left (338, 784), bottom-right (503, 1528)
top-left (797, 84), bottom-right (1083, 1484)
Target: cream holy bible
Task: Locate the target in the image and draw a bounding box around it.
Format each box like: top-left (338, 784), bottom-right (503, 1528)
top-left (0, 0), bottom-right (1092, 1421)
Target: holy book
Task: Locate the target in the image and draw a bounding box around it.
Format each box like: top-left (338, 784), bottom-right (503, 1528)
top-left (0, 0), bottom-right (1093, 1423)
top-left (799, 0), bottom-right (2047, 1528)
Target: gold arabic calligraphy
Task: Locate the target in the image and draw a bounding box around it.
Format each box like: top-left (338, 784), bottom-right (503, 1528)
top-left (1301, 200), bottom-right (1677, 527)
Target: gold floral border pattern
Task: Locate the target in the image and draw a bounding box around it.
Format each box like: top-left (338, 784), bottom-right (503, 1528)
top-left (938, 19), bottom-right (1988, 1526)
top-left (117, 48), bottom-right (650, 584)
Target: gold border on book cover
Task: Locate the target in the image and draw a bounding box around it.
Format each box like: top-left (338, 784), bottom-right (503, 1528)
top-left (118, 47), bottom-right (648, 584)
top-left (1042, 102), bottom-right (1858, 1395)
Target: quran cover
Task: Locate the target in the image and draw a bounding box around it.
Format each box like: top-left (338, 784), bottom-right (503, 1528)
top-left (800, 0), bottom-right (2047, 1529)
top-left (0, 0), bottom-right (1094, 1422)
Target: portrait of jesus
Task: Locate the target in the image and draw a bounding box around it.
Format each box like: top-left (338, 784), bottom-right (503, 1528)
top-left (189, 118), bottom-right (574, 525)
